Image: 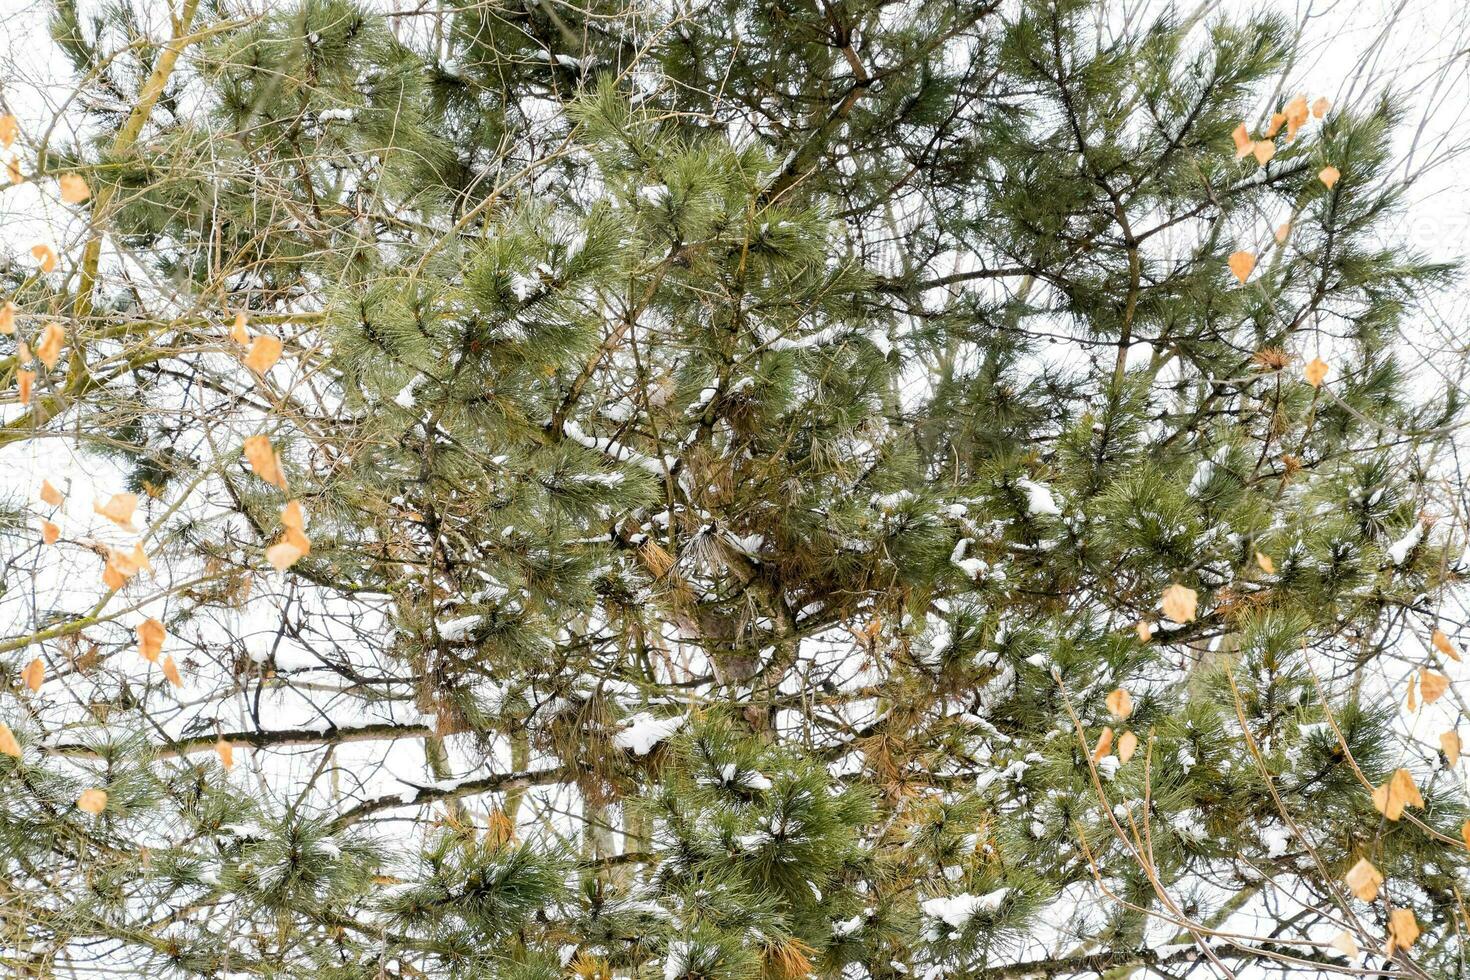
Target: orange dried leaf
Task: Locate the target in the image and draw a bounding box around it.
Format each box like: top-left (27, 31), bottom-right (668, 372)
top-left (1161, 583), bottom-right (1198, 623)
top-left (58, 174), bottom-right (90, 204)
top-left (1275, 222), bottom-right (1291, 244)
top-left (1386, 908), bottom-right (1420, 955)
top-left (1319, 166), bottom-right (1341, 189)
top-left (1462, 819), bottom-right (1470, 851)
top-left (1304, 357), bottom-right (1329, 387)
top-left (7, 158), bottom-right (24, 184)
top-left (93, 493), bottom-right (138, 531)
top-left (76, 788), bottom-right (107, 814)
top-left (0, 114), bottom-right (16, 149)
top-left (1135, 620), bottom-right (1153, 643)
top-left (1252, 139), bottom-right (1276, 165)
top-left (22, 657), bottom-right (43, 692)
top-left (1345, 857), bottom-right (1382, 901)
top-left (244, 335), bottom-right (283, 374)
top-left (1231, 122), bottom-right (1254, 159)
top-left (1117, 730), bottom-right (1138, 764)
top-left (1312, 97), bottom-right (1330, 119)
top-left (243, 435), bottom-right (286, 489)
top-left (1091, 726), bottom-right (1114, 762)
top-left (137, 618), bottom-right (165, 663)
top-left (1432, 628), bottom-right (1460, 662)
top-left (41, 520), bottom-right (59, 545)
top-left (1265, 112), bottom-right (1286, 139)
top-left (36, 321), bottom-right (63, 369)
top-left (0, 300), bottom-right (14, 334)
top-left (1420, 668), bottom-right (1449, 705)
top-left (1371, 768), bottom-right (1423, 821)
top-left (161, 655), bottom-right (183, 688)
top-left (1329, 931), bottom-right (1358, 960)
top-left (1105, 687), bottom-right (1133, 719)
top-left (1228, 250), bottom-right (1256, 284)
top-left (230, 311), bottom-right (250, 345)
top-left (1255, 551), bottom-right (1275, 574)
top-left (216, 737), bottom-right (234, 769)
top-left (265, 538), bottom-right (307, 572)
top-left (1441, 730), bottom-right (1461, 768)
top-left (0, 722), bottom-right (19, 758)
top-left (17, 369), bottom-right (33, 406)
top-left (1284, 95), bottom-right (1310, 140)
top-left (39, 479), bottom-right (63, 506)
top-left (1406, 673), bottom-right (1418, 712)
top-left (31, 244), bottom-right (55, 273)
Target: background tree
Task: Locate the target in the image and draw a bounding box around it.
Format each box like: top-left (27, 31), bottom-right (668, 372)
top-left (2, 0), bottom-right (1470, 976)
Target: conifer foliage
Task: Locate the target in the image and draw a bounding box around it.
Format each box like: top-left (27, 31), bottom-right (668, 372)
top-left (1, 0), bottom-right (1468, 976)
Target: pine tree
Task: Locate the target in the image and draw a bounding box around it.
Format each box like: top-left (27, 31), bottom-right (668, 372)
top-left (0, 0), bottom-right (1467, 976)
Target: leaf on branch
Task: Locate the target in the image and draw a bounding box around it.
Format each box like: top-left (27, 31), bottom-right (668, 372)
top-left (1312, 97), bottom-right (1330, 118)
top-left (39, 480), bottom-right (63, 506)
top-left (22, 657), bottom-right (43, 692)
top-left (1441, 730), bottom-right (1460, 767)
top-left (1228, 251), bottom-right (1256, 283)
top-left (1345, 857), bottom-right (1382, 901)
top-left (0, 301), bottom-right (14, 334)
top-left (1406, 672), bottom-right (1418, 712)
top-left (1432, 628), bottom-right (1460, 662)
top-left (1386, 908), bottom-right (1419, 955)
top-left (17, 369), bottom-right (33, 405)
top-left (137, 618), bottom-right (165, 663)
top-left (1303, 357), bottom-right (1329, 387)
top-left (41, 520), bottom-right (59, 545)
top-left (76, 788), bottom-right (107, 814)
top-left (1420, 668), bottom-right (1449, 705)
top-left (7, 159), bottom-right (24, 184)
top-left (1284, 95), bottom-right (1309, 140)
top-left (161, 655), bottom-right (183, 688)
top-left (1255, 551), bottom-right (1275, 574)
top-left (1275, 223), bottom-right (1291, 243)
top-left (215, 737), bottom-right (234, 769)
top-left (1329, 931), bottom-right (1358, 959)
top-left (243, 436), bottom-right (286, 489)
top-left (1252, 140), bottom-right (1276, 165)
top-left (58, 174), bottom-right (89, 203)
top-left (1118, 730), bottom-right (1138, 763)
top-left (1265, 112), bottom-right (1286, 138)
top-left (36, 322), bottom-right (64, 369)
top-left (0, 115), bottom-right (16, 148)
top-left (1161, 584), bottom-right (1197, 623)
top-left (31, 244), bottom-right (55, 273)
top-left (93, 493), bottom-right (138, 530)
top-left (1135, 621), bottom-right (1152, 642)
top-left (1462, 820), bottom-right (1470, 851)
top-left (1319, 166), bottom-right (1341, 188)
top-left (244, 335), bottom-right (282, 374)
top-left (0, 722), bottom-right (19, 758)
top-left (1231, 123), bottom-right (1254, 159)
top-left (1371, 768), bottom-right (1423, 821)
top-left (230, 311), bottom-right (250, 345)
top-left (1091, 726), bottom-right (1113, 761)
top-left (1106, 687), bottom-right (1133, 719)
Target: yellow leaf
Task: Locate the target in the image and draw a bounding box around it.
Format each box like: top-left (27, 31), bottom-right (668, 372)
top-left (1161, 583), bottom-right (1198, 623)
top-left (0, 722), bottom-right (19, 758)
top-left (1312, 97), bottom-right (1330, 118)
top-left (36, 321), bottom-right (64, 370)
top-left (22, 657), bottom-right (43, 692)
top-left (1091, 726), bottom-right (1114, 762)
top-left (58, 174), bottom-right (90, 204)
top-left (1344, 857), bottom-right (1382, 901)
top-left (1228, 250), bottom-right (1256, 284)
top-left (1371, 768), bottom-right (1423, 821)
top-left (1386, 908), bottom-right (1419, 955)
top-left (1329, 931), bottom-right (1358, 960)
top-left (0, 300), bottom-right (14, 334)
top-left (1118, 730), bottom-right (1138, 764)
top-left (243, 435), bottom-right (287, 489)
top-left (230, 311), bottom-right (250, 345)
top-left (1252, 140), bottom-right (1276, 165)
top-left (41, 520), bottom-right (59, 545)
top-left (1441, 730), bottom-right (1461, 767)
top-left (1264, 112), bottom-right (1286, 138)
top-left (1284, 95), bottom-right (1309, 140)
top-left (137, 618), bottom-right (165, 663)
top-left (161, 654), bottom-right (183, 688)
top-left (1319, 165), bottom-right (1341, 189)
top-left (1135, 620), bottom-right (1153, 643)
top-left (1432, 628), bottom-right (1461, 662)
top-left (1231, 122), bottom-right (1254, 159)
top-left (244, 335), bottom-right (283, 374)
top-left (93, 492), bottom-right (138, 531)
top-left (1420, 668), bottom-right (1449, 705)
top-left (0, 114), bottom-right (17, 149)
top-left (1275, 222), bottom-right (1291, 243)
top-left (39, 479), bottom-right (63, 506)
top-left (7, 158), bottom-right (24, 184)
top-left (1255, 551), bottom-right (1275, 574)
top-left (31, 244), bottom-right (55, 273)
top-left (17, 369), bottom-right (33, 406)
top-left (216, 737), bottom-right (234, 769)
top-left (1303, 357), bottom-right (1329, 387)
top-left (1105, 687), bottom-right (1134, 719)
top-left (76, 788), bottom-right (107, 814)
